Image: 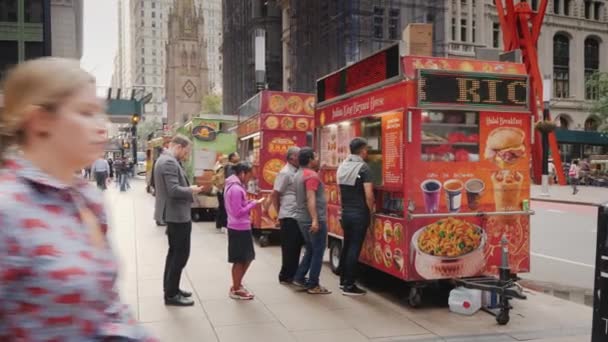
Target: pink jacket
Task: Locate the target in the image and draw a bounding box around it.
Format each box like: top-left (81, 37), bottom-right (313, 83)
top-left (224, 175), bottom-right (257, 230)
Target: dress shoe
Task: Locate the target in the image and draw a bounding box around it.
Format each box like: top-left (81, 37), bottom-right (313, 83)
top-left (179, 289), bottom-right (192, 297)
top-left (164, 294), bottom-right (194, 306)
top-left (156, 221), bottom-right (167, 226)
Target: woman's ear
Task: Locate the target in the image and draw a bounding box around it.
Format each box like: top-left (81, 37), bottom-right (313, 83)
top-left (21, 105), bottom-right (54, 139)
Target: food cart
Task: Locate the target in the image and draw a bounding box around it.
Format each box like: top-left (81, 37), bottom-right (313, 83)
top-left (236, 91), bottom-right (315, 246)
top-left (315, 43), bottom-right (533, 324)
top-left (177, 115), bottom-right (238, 221)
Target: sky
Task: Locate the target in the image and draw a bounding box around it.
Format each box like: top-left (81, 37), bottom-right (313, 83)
top-left (80, 0), bottom-right (119, 90)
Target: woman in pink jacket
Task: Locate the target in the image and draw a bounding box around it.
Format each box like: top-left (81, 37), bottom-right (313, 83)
top-left (224, 162), bottom-right (265, 300)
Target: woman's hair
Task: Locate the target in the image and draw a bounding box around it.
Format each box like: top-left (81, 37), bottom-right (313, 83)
top-left (573, 159), bottom-right (579, 165)
top-left (233, 161), bottom-right (253, 175)
top-left (0, 57), bottom-right (95, 160)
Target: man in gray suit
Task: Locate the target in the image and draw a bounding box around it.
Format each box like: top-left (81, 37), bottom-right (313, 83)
top-left (154, 134), bottom-right (203, 306)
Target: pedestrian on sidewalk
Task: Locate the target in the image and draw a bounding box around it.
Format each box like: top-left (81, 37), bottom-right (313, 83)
top-left (114, 157), bottom-right (128, 192)
top-left (293, 147), bottom-right (331, 294)
top-left (337, 137), bottom-right (375, 296)
top-left (225, 152), bottom-right (240, 178)
top-left (268, 146), bottom-right (304, 285)
top-left (213, 154), bottom-right (229, 230)
top-left (92, 156), bottom-right (110, 190)
top-left (569, 159), bottom-right (581, 195)
top-left (154, 134), bottom-right (203, 307)
top-left (0, 57), bottom-right (155, 340)
top-left (224, 162), bottom-right (265, 300)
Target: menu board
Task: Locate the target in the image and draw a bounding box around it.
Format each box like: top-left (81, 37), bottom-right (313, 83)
top-left (381, 112), bottom-right (403, 188)
top-left (320, 125), bottom-right (338, 168)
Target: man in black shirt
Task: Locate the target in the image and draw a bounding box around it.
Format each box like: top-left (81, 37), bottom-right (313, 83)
top-left (337, 137), bottom-right (375, 296)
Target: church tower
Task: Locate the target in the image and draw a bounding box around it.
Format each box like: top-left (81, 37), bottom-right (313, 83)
top-left (165, 0), bottom-right (210, 125)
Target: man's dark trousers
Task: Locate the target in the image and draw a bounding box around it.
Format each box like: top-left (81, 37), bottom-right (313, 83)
top-left (278, 218), bottom-right (303, 282)
top-left (163, 222), bottom-right (192, 297)
top-left (339, 212), bottom-right (369, 287)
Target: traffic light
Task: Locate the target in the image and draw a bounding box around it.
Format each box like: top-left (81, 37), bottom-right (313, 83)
top-left (131, 114), bottom-right (140, 125)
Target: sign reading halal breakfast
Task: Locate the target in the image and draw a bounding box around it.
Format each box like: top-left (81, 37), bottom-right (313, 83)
top-left (418, 70), bottom-right (529, 110)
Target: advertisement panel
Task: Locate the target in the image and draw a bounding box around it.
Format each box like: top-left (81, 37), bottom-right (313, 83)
top-left (407, 111), bottom-right (531, 280)
top-left (402, 56), bottom-right (527, 79)
top-left (359, 215), bottom-right (408, 280)
top-left (262, 91), bottom-right (315, 116)
top-left (261, 113), bottom-right (314, 132)
top-left (381, 112), bottom-right (404, 189)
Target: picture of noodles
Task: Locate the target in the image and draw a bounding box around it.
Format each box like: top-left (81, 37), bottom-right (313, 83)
top-left (265, 116), bottom-right (279, 129)
top-left (374, 243), bottom-right (382, 264)
top-left (262, 158), bottom-right (285, 185)
top-left (417, 218), bottom-right (482, 257)
top-left (394, 223), bottom-right (403, 245)
top-left (383, 222), bottom-right (393, 244)
top-left (383, 245), bottom-right (393, 268)
top-left (269, 95), bottom-right (286, 112)
top-left (296, 118), bottom-right (309, 131)
top-left (286, 96), bottom-right (304, 113)
top-left (304, 97), bottom-right (315, 115)
top-left (281, 117), bottom-right (295, 130)
top-left (374, 220), bottom-right (383, 241)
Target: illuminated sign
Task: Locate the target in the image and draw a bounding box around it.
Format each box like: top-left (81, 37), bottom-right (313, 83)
top-left (418, 70), bottom-right (528, 110)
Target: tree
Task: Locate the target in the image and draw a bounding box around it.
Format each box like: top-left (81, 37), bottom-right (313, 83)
top-left (586, 72), bottom-right (608, 131)
top-left (201, 94), bottom-right (222, 114)
top-left (137, 116), bottom-right (163, 144)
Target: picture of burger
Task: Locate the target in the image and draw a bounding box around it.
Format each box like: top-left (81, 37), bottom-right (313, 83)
top-left (484, 127), bottom-right (526, 168)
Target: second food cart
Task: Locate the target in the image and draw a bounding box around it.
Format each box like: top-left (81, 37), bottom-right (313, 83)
top-left (236, 90), bottom-right (315, 246)
top-left (315, 44), bottom-right (534, 324)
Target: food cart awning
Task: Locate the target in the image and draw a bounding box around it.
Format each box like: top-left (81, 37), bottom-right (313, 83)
top-left (555, 129), bottom-right (608, 146)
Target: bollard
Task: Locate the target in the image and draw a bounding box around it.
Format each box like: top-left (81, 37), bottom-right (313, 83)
top-left (591, 203), bottom-right (608, 342)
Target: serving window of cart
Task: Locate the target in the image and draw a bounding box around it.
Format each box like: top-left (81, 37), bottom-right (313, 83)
top-left (236, 90), bottom-right (315, 246)
top-left (316, 43), bottom-right (534, 324)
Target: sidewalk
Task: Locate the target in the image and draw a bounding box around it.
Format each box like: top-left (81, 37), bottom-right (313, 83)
top-left (531, 184), bottom-right (606, 206)
top-left (106, 180), bottom-right (592, 342)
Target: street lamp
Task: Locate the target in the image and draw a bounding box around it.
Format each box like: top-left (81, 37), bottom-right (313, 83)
top-left (540, 77), bottom-right (552, 196)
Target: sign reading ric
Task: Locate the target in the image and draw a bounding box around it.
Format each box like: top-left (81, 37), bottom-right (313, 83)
top-left (418, 70), bottom-right (529, 110)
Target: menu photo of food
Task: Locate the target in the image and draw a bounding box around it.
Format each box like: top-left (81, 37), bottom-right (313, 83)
top-left (265, 115), bottom-right (279, 130)
top-left (411, 217), bottom-right (487, 280)
top-left (304, 97), bottom-right (315, 115)
top-left (365, 217), bottom-right (406, 277)
top-left (269, 94), bottom-right (286, 113)
top-left (484, 127), bottom-right (526, 168)
top-left (286, 96), bottom-right (304, 114)
top-left (262, 158), bottom-right (285, 186)
top-left (492, 169), bottom-right (523, 212)
top-left (295, 117), bottom-right (309, 131)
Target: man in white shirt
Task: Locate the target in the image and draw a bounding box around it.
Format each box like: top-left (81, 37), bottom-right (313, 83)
top-left (91, 157), bottom-right (110, 190)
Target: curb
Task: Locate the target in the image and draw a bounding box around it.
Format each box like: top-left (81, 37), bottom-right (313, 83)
top-left (531, 197), bottom-right (600, 207)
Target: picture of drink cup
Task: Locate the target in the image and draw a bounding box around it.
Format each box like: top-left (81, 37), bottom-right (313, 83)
top-left (443, 179), bottom-right (464, 212)
top-left (421, 179), bottom-right (442, 213)
top-left (465, 179), bottom-right (485, 210)
top-left (492, 170), bottom-right (523, 211)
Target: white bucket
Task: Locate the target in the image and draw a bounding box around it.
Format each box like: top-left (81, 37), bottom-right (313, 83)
top-left (448, 287), bottom-right (482, 315)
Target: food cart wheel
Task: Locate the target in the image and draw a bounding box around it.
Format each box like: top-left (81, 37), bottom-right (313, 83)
top-left (408, 287), bottom-right (423, 308)
top-left (259, 235), bottom-right (270, 247)
top-left (496, 309), bottom-right (510, 325)
top-left (191, 210), bottom-right (201, 222)
top-left (329, 240), bottom-right (342, 275)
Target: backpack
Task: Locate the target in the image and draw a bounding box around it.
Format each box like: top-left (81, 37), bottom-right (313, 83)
top-left (568, 165), bottom-right (577, 177)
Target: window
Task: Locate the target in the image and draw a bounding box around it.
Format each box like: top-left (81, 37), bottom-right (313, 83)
top-left (0, 40), bottom-right (18, 78)
top-left (493, 23), bottom-right (500, 48)
top-left (152, 22), bottom-right (156, 28)
top-left (152, 1), bottom-right (155, 8)
top-left (584, 38), bottom-right (600, 99)
top-left (554, 0), bottom-right (560, 14)
top-left (389, 9), bottom-right (400, 40)
top-left (472, 21), bottom-right (476, 43)
top-left (141, 57), bottom-right (145, 64)
top-left (0, 0), bottom-right (18, 22)
top-left (585, 117), bottom-right (600, 131)
top-left (594, 2), bottom-right (602, 20)
top-left (461, 19), bottom-right (467, 41)
top-left (553, 34), bottom-right (570, 98)
top-left (25, 42), bottom-right (44, 60)
top-left (152, 12), bottom-right (155, 18)
top-left (531, 0), bottom-right (538, 10)
top-left (452, 18), bottom-right (456, 41)
top-left (373, 7), bottom-right (384, 39)
top-left (260, 0), bottom-right (268, 17)
top-left (564, 0), bottom-right (571, 15)
top-left (584, 1), bottom-right (591, 18)
top-left (141, 47), bottom-right (145, 54)
top-left (25, 0), bottom-right (43, 23)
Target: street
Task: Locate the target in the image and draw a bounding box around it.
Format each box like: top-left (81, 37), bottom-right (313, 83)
top-left (104, 179), bottom-right (591, 342)
top-left (524, 200), bottom-right (598, 291)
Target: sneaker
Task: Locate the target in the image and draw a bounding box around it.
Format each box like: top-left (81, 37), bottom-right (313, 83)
top-left (292, 279), bottom-right (309, 289)
top-left (307, 285), bottom-right (332, 295)
top-left (279, 279), bottom-right (293, 285)
top-left (342, 285), bottom-right (367, 296)
top-left (164, 294), bottom-right (195, 306)
top-left (230, 287), bottom-right (254, 300)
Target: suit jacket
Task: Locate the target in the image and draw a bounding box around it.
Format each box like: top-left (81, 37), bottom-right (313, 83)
top-left (153, 153), bottom-right (193, 223)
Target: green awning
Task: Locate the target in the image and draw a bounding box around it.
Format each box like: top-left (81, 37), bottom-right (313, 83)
top-left (555, 129), bottom-right (608, 146)
top-left (106, 99), bottom-right (142, 116)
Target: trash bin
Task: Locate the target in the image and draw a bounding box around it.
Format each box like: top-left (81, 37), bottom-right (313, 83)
top-left (592, 203), bottom-right (608, 342)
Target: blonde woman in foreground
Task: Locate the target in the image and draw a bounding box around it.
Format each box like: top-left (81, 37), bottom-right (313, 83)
top-left (0, 58), bottom-right (156, 341)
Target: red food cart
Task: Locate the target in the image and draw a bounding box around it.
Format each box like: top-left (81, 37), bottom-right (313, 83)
top-left (236, 90), bottom-right (315, 246)
top-left (316, 44), bottom-right (533, 324)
